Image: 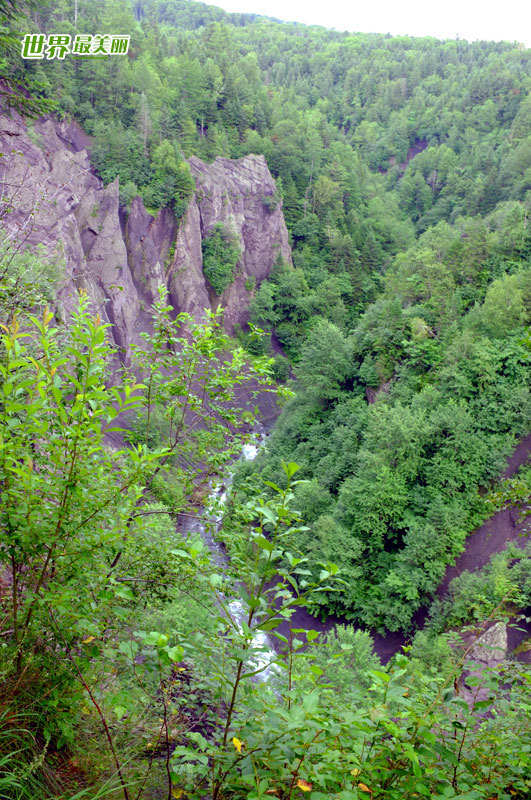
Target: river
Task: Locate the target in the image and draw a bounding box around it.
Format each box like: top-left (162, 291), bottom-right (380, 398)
top-left (182, 429), bottom-right (531, 666)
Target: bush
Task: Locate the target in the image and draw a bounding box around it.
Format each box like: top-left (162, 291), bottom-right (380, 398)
top-left (202, 223), bottom-right (241, 295)
top-left (119, 180), bottom-right (138, 211)
top-left (271, 354), bottom-right (291, 382)
top-left (427, 541), bottom-right (531, 632)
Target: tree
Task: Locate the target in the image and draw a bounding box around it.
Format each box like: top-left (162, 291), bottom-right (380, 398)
top-left (146, 138), bottom-right (195, 216)
top-left (0, 0), bottom-right (55, 116)
top-left (90, 119), bottom-right (151, 188)
top-left (0, 286), bottom-right (274, 791)
top-left (480, 274), bottom-right (526, 338)
top-left (201, 222), bottom-right (241, 296)
top-left (297, 319), bottom-right (354, 401)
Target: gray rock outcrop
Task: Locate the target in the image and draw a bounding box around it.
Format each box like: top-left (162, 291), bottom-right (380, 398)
top-left (468, 621), bottom-right (508, 666)
top-left (169, 154), bottom-right (291, 333)
top-left (455, 621), bottom-right (508, 711)
top-left (0, 111), bottom-right (291, 357)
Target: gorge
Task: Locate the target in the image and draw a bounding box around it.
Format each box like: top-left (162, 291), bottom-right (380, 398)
top-left (2, 105), bottom-right (529, 663)
top-left (0, 112), bottom-right (291, 359)
top-left (1, 1), bottom-right (531, 795)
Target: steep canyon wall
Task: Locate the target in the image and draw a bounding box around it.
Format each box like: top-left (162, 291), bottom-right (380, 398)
top-left (0, 112), bottom-right (291, 357)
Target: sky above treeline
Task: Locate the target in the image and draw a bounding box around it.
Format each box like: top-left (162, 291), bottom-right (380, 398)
top-left (212, 0), bottom-right (531, 47)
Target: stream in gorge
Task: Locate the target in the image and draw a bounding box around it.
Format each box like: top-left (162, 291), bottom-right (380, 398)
top-left (181, 429), bottom-right (281, 679)
top-left (181, 429), bottom-right (531, 669)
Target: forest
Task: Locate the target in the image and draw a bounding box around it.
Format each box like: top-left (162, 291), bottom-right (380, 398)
top-left (1, 0), bottom-right (531, 797)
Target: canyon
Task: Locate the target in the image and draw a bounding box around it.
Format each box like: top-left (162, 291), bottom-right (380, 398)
top-left (0, 111), bottom-right (291, 359)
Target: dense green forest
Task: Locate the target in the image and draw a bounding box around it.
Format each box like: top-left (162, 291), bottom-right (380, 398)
top-left (1, 0), bottom-right (531, 797)
top-left (12, 0), bottom-right (531, 628)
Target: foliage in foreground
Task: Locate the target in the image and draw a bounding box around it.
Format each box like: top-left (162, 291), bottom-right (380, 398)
top-left (0, 294), bottom-right (529, 800)
top-left (0, 289), bottom-right (272, 797)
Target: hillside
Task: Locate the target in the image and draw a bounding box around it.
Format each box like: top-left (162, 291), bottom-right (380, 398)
top-left (1, 1), bottom-right (531, 798)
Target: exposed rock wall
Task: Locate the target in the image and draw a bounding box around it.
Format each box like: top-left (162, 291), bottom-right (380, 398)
top-left (0, 111), bottom-right (291, 357)
top-left (0, 113), bottom-right (137, 355)
top-left (169, 154), bottom-right (292, 333)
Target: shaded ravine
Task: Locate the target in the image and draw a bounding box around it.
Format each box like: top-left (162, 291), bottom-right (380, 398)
top-left (180, 430), bottom-right (281, 678)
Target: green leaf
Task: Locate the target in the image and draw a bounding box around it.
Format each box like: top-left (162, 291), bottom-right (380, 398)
top-left (260, 506), bottom-right (277, 526)
top-left (302, 691), bottom-right (319, 714)
top-left (190, 541), bottom-right (204, 558)
top-left (170, 548), bottom-right (191, 559)
top-left (167, 645), bottom-right (184, 662)
top-left (263, 480), bottom-right (282, 492)
top-left (113, 585), bottom-right (135, 601)
top-left (188, 732), bottom-right (208, 751)
top-left (257, 617), bottom-right (284, 631)
top-left (282, 461), bottom-right (300, 478)
top-left (254, 535), bottom-right (274, 552)
top-left (432, 742), bottom-right (458, 766)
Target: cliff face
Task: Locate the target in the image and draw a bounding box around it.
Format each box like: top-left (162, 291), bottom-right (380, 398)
top-left (0, 112), bottom-right (291, 357)
top-left (169, 155), bottom-right (291, 333)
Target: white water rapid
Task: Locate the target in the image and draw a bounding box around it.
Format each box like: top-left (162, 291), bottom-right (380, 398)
top-left (185, 429), bottom-right (279, 681)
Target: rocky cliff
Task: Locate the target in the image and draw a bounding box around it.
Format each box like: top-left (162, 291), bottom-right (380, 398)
top-left (168, 155), bottom-right (291, 333)
top-left (0, 112), bottom-right (291, 358)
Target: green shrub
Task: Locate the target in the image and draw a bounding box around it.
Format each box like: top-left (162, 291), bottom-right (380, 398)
top-left (201, 223), bottom-right (241, 295)
top-left (427, 541), bottom-right (531, 632)
top-left (271, 354), bottom-right (291, 382)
